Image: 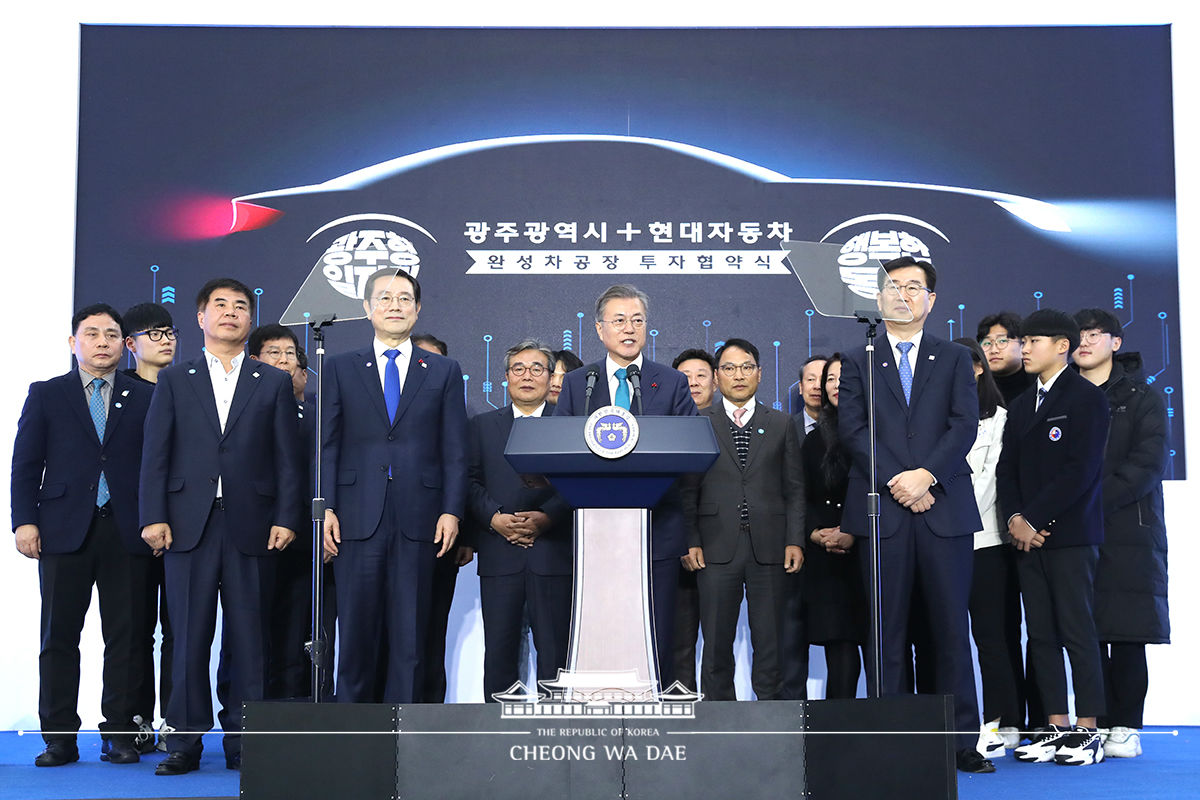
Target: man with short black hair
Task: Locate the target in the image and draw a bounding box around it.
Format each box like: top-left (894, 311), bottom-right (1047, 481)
top-left (140, 278), bottom-right (302, 774)
top-left (682, 338), bottom-right (804, 700)
top-left (123, 302), bottom-right (177, 386)
top-left (1073, 307), bottom-right (1169, 759)
top-left (977, 312), bottom-right (1033, 404)
top-left (12, 303), bottom-right (155, 767)
top-left (999, 308), bottom-right (1110, 766)
top-left (839, 256), bottom-right (991, 773)
top-left (322, 268), bottom-right (468, 705)
top-left (673, 348), bottom-right (718, 412)
top-left (555, 284), bottom-right (697, 686)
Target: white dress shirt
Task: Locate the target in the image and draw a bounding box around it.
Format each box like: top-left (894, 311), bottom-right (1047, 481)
top-left (374, 337), bottom-right (413, 395)
top-left (886, 329), bottom-right (924, 377)
top-left (605, 353), bottom-right (644, 405)
top-left (1035, 363), bottom-right (1069, 409)
top-left (512, 401), bottom-right (547, 419)
top-left (207, 350), bottom-right (246, 497)
top-left (722, 395), bottom-right (756, 427)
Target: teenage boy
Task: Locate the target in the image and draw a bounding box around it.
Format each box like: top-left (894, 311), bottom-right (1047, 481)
top-left (1073, 308), bottom-right (1169, 759)
top-left (997, 309), bottom-right (1110, 766)
top-left (977, 312), bottom-right (1034, 405)
top-left (123, 303), bottom-right (178, 386)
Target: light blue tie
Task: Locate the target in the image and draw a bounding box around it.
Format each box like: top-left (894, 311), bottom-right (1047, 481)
top-left (896, 342), bottom-right (914, 405)
top-left (614, 367), bottom-right (631, 410)
top-left (89, 378), bottom-right (110, 507)
top-left (383, 349), bottom-right (401, 422)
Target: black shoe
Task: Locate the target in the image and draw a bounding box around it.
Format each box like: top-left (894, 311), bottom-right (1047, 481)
top-left (956, 747), bottom-right (996, 774)
top-left (102, 738), bottom-right (140, 764)
top-left (225, 752), bottom-right (241, 770)
top-left (155, 751), bottom-right (200, 775)
top-left (35, 741), bottom-right (80, 767)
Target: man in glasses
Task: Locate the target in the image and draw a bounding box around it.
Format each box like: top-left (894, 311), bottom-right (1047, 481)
top-left (681, 338), bottom-right (804, 701)
top-left (120, 303), bottom-right (177, 752)
top-left (977, 311), bottom-right (1033, 405)
top-left (321, 268), bottom-right (468, 705)
top-left (838, 257), bottom-right (993, 773)
top-left (555, 284), bottom-right (697, 686)
top-left (468, 340), bottom-right (571, 701)
top-left (123, 302), bottom-right (178, 386)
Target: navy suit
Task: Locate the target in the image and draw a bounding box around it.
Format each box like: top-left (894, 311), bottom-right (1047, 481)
top-left (554, 358), bottom-right (697, 686)
top-left (838, 333), bottom-right (982, 749)
top-left (997, 366), bottom-right (1109, 718)
top-left (12, 370), bottom-right (154, 744)
top-left (321, 346), bottom-right (468, 703)
top-left (468, 404), bottom-right (572, 699)
top-left (140, 356), bottom-right (302, 760)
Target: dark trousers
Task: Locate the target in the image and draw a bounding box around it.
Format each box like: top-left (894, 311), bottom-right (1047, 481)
top-left (968, 544), bottom-right (1026, 728)
top-left (38, 507), bottom-right (152, 744)
top-left (697, 531), bottom-right (786, 701)
top-left (777, 571), bottom-right (809, 700)
top-left (267, 535), bottom-right (312, 700)
top-left (1016, 545), bottom-right (1105, 719)
top-left (672, 568), bottom-right (701, 693)
top-left (135, 557), bottom-right (172, 723)
top-left (652, 558), bottom-right (680, 689)
top-left (1099, 642), bottom-right (1148, 729)
top-left (821, 641), bottom-right (862, 699)
top-left (862, 521), bottom-right (979, 751)
top-left (332, 483), bottom-right (436, 704)
top-left (164, 503), bottom-right (273, 759)
top-left (480, 570), bottom-right (571, 700)
top-left (420, 553), bottom-right (461, 702)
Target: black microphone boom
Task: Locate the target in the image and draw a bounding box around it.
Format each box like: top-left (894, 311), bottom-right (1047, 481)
top-left (625, 363), bottom-right (644, 416)
top-left (583, 367), bottom-right (600, 415)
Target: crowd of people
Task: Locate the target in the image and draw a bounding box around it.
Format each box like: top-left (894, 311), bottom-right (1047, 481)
top-left (11, 261), bottom-right (1169, 777)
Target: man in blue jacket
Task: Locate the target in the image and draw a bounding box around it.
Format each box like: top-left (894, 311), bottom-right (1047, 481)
top-left (140, 278), bottom-right (302, 774)
top-left (12, 303), bottom-right (154, 767)
top-left (321, 268), bottom-right (468, 704)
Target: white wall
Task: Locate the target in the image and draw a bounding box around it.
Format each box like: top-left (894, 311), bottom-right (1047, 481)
top-left (1, 2), bottom-right (1197, 729)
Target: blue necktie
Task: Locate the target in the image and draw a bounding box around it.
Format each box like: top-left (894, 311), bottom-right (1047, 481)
top-left (89, 378), bottom-right (110, 507)
top-left (614, 367), bottom-right (630, 410)
top-left (1036, 387), bottom-right (1047, 412)
top-left (896, 341), bottom-right (914, 405)
top-left (384, 349), bottom-right (401, 422)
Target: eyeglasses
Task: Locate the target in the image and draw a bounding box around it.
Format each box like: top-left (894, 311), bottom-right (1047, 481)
top-left (260, 347), bottom-right (298, 361)
top-left (719, 362), bottom-right (760, 376)
top-left (370, 293), bottom-right (416, 309)
top-left (133, 328), bottom-right (178, 342)
top-left (507, 362), bottom-right (548, 377)
top-left (1078, 330), bottom-right (1112, 345)
top-left (600, 316), bottom-right (647, 329)
top-left (979, 337), bottom-right (1013, 350)
top-left (882, 282), bottom-right (932, 298)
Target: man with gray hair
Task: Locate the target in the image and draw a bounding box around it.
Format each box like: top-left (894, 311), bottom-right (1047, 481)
top-left (555, 285), bottom-right (697, 686)
top-left (468, 340), bottom-right (572, 699)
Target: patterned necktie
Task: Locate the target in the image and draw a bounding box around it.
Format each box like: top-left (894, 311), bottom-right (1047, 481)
top-left (89, 377), bottom-right (110, 507)
top-left (733, 407), bottom-right (747, 428)
top-left (896, 341), bottom-right (914, 405)
top-left (614, 367), bottom-right (631, 410)
top-left (1036, 387), bottom-right (1047, 412)
top-left (384, 349), bottom-right (401, 422)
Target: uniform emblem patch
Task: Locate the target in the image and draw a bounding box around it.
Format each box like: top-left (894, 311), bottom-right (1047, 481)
top-left (1048, 426), bottom-right (1063, 442)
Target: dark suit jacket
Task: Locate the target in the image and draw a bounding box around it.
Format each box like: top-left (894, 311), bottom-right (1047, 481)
top-left (681, 402), bottom-right (805, 564)
top-left (321, 346), bottom-right (468, 541)
top-left (997, 366), bottom-right (1109, 548)
top-left (140, 356), bottom-right (303, 554)
top-left (554, 357), bottom-right (698, 560)
top-left (12, 369), bottom-right (153, 555)
top-left (838, 333), bottom-right (982, 538)
top-left (467, 404), bottom-right (571, 577)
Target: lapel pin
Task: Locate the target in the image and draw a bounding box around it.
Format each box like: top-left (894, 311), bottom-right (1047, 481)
top-left (651, 382), bottom-right (658, 389)
top-left (114, 402), bottom-right (123, 409)
top-left (366, 361), bottom-right (373, 367)
top-left (757, 428), bottom-right (765, 434)
top-left (188, 368), bottom-right (196, 374)
top-left (419, 359), bottom-right (427, 369)
top-left (120, 389), bottom-right (129, 397)
top-left (928, 354), bottom-right (936, 360)
top-left (252, 372), bottom-right (260, 378)
top-left (882, 362), bottom-right (889, 368)
top-left (1049, 426), bottom-right (1063, 442)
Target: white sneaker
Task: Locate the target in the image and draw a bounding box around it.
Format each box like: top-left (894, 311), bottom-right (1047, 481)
top-left (1014, 724), bottom-right (1070, 763)
top-left (999, 726), bottom-right (1021, 749)
top-left (1103, 726), bottom-right (1143, 758)
top-left (976, 719), bottom-right (1006, 759)
top-left (1054, 726), bottom-right (1105, 766)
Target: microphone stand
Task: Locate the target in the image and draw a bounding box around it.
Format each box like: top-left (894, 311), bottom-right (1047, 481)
top-left (305, 315), bottom-right (336, 702)
top-left (855, 310), bottom-right (885, 700)
top-left (627, 366), bottom-right (644, 416)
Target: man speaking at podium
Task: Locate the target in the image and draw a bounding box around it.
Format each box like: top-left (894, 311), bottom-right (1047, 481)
top-left (554, 284), bottom-right (697, 686)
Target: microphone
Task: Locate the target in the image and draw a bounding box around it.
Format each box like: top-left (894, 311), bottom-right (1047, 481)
top-left (625, 363), bottom-right (643, 416)
top-left (583, 366), bottom-right (600, 415)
